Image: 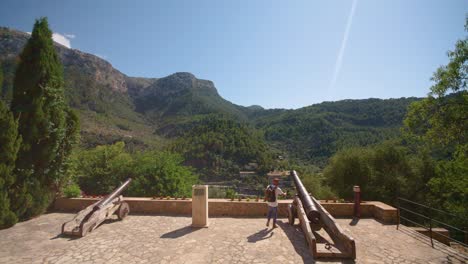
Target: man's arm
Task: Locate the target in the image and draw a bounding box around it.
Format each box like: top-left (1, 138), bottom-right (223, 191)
top-left (277, 187), bottom-right (287, 196)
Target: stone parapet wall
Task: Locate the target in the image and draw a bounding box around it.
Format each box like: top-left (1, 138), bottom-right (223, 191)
top-left (370, 201), bottom-right (398, 224)
top-left (320, 202), bottom-right (373, 218)
top-left (54, 198), bottom-right (397, 224)
top-left (412, 227), bottom-right (451, 245)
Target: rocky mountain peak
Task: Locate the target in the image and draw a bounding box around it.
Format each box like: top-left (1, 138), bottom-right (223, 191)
top-left (0, 27), bottom-right (128, 93)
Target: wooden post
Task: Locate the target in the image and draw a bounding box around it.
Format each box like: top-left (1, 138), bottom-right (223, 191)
top-left (353, 186), bottom-right (361, 218)
top-left (429, 215), bottom-right (434, 248)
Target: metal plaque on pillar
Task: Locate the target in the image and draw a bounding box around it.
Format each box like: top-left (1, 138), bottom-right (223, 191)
top-left (192, 185), bottom-right (209, 227)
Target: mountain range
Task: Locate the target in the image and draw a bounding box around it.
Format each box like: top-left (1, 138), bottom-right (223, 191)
top-left (0, 27), bottom-right (420, 171)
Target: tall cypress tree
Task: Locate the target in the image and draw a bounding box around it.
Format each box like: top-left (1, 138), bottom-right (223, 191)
top-left (0, 62), bottom-right (3, 92)
top-left (0, 100), bottom-right (21, 228)
top-left (10, 17), bottom-right (78, 219)
top-left (0, 62), bottom-right (5, 101)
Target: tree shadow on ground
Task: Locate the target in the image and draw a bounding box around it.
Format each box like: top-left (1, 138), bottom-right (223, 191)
top-left (160, 226), bottom-right (202, 239)
top-left (247, 228), bottom-right (274, 243)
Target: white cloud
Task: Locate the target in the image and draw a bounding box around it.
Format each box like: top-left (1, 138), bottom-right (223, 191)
top-left (25, 31), bottom-right (75, 48)
top-left (26, 32), bottom-right (75, 49)
top-left (52, 32), bottom-right (73, 48)
top-left (328, 0), bottom-right (358, 95)
top-left (94, 54), bottom-right (107, 59)
top-left (26, 31), bottom-right (107, 60)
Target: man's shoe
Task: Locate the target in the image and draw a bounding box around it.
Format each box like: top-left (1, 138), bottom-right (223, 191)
top-left (273, 224), bottom-right (278, 228)
top-left (266, 220), bottom-right (270, 227)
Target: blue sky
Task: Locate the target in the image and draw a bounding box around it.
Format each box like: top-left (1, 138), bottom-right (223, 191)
top-left (0, 1), bottom-right (466, 109)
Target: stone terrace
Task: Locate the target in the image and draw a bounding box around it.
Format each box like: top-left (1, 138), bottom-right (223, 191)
top-left (0, 213), bottom-right (466, 264)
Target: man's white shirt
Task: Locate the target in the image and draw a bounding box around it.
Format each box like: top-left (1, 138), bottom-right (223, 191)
top-left (267, 186), bottom-right (284, 207)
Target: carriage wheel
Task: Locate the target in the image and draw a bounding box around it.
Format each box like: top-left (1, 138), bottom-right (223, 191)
top-left (117, 202), bottom-right (130, 220)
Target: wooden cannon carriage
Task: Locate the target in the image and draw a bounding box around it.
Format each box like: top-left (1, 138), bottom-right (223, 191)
top-left (287, 171), bottom-right (356, 259)
top-left (62, 178), bottom-right (132, 237)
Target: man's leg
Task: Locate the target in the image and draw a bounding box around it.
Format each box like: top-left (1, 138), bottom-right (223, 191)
top-left (266, 206), bottom-right (272, 226)
top-left (272, 207), bottom-right (278, 228)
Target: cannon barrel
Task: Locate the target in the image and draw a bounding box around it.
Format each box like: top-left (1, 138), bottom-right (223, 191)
top-left (94, 178), bottom-right (132, 210)
top-left (290, 170), bottom-right (320, 224)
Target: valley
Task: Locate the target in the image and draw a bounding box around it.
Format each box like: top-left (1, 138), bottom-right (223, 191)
top-left (0, 26), bottom-right (418, 178)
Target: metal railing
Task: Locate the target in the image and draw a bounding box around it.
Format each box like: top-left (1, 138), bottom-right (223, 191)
top-left (396, 197), bottom-right (467, 248)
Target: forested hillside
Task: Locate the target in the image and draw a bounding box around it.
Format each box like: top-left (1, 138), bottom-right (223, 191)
top-left (0, 26), bottom-right (419, 179)
top-left (255, 98), bottom-right (419, 165)
top-left (0, 17), bottom-right (466, 232)
top-left (170, 115), bottom-right (274, 181)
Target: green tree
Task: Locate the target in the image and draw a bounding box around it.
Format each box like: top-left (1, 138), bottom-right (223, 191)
top-left (404, 17), bottom-right (467, 149)
top-left (171, 115), bottom-right (273, 180)
top-left (324, 147), bottom-right (372, 200)
top-left (0, 62), bottom-right (3, 94)
top-left (127, 151), bottom-right (197, 197)
top-left (323, 141), bottom-right (426, 203)
top-left (76, 142), bottom-right (133, 195)
top-left (0, 101), bottom-right (21, 228)
top-left (403, 16), bottom-right (467, 220)
top-left (74, 142), bottom-right (198, 197)
top-left (10, 18), bottom-right (78, 219)
top-left (52, 108), bottom-right (80, 193)
top-left (427, 145), bottom-right (468, 225)
top-left (292, 165), bottom-right (335, 200)
top-left (368, 143), bottom-right (415, 203)
top-left (0, 59), bottom-right (15, 102)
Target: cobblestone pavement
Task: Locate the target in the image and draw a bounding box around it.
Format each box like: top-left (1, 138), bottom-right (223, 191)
top-left (0, 213), bottom-right (465, 263)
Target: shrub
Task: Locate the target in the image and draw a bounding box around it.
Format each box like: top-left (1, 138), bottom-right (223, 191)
top-left (74, 142), bottom-right (198, 197)
top-left (208, 186), bottom-right (226, 198)
top-left (76, 142), bottom-right (133, 195)
top-left (116, 123), bottom-right (131, 131)
top-left (127, 150), bottom-right (198, 197)
top-left (63, 184), bottom-right (81, 198)
top-left (225, 188), bottom-right (236, 199)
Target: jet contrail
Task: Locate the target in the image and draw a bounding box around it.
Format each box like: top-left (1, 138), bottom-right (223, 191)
top-left (328, 0), bottom-right (358, 95)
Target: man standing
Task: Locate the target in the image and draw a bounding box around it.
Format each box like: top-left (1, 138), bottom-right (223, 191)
top-left (265, 178), bottom-right (287, 228)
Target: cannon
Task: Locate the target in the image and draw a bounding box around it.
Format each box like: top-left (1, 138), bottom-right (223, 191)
top-left (287, 170), bottom-right (356, 259)
top-left (62, 178), bottom-right (132, 237)
top-left (288, 170), bottom-right (320, 227)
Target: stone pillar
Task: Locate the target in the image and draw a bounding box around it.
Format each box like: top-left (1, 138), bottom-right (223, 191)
top-left (192, 185), bottom-right (209, 227)
top-left (353, 185), bottom-right (361, 218)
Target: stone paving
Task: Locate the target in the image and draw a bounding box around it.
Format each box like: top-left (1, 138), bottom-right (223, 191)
top-left (0, 213), bottom-right (466, 264)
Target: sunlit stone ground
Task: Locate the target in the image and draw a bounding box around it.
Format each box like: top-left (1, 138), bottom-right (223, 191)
top-left (0, 213), bottom-right (465, 263)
